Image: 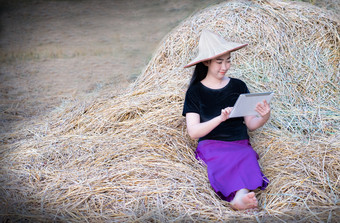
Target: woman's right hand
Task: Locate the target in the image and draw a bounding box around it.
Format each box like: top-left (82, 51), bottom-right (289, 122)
top-left (220, 107), bottom-right (233, 122)
top-left (186, 108), bottom-right (233, 139)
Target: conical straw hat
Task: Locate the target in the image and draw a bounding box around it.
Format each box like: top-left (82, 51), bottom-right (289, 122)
top-left (184, 29), bottom-right (247, 68)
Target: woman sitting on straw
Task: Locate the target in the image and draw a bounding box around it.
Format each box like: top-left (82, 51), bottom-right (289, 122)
top-left (182, 29), bottom-right (270, 211)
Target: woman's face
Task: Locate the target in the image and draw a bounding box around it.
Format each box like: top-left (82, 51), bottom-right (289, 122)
top-left (204, 53), bottom-right (231, 79)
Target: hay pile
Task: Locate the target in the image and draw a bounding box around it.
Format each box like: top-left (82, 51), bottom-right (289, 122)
top-left (1, 0), bottom-right (339, 222)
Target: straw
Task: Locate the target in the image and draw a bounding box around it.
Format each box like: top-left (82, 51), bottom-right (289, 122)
top-left (1, 0), bottom-right (339, 222)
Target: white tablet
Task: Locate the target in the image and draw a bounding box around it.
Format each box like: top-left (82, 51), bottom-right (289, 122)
top-left (229, 92), bottom-right (274, 118)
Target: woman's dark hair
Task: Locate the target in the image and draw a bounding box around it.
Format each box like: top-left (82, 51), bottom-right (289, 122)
top-left (188, 62), bottom-right (208, 88)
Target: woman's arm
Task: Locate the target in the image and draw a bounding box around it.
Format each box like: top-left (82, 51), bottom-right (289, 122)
top-left (244, 100), bottom-right (271, 131)
top-left (186, 107), bottom-right (233, 140)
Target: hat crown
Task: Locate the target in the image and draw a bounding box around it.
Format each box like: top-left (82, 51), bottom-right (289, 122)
top-left (184, 29), bottom-right (247, 68)
top-left (198, 29), bottom-right (230, 57)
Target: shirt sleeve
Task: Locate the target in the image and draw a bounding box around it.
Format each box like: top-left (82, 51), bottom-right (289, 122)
top-left (244, 82), bottom-right (250, 94)
top-left (182, 86), bottom-right (200, 116)
top-left (239, 79), bottom-right (250, 94)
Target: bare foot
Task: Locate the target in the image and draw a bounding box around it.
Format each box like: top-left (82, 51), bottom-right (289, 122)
top-left (230, 191), bottom-right (258, 210)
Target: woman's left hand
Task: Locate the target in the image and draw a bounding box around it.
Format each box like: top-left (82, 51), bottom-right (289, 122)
top-left (255, 100), bottom-right (271, 118)
top-left (245, 100), bottom-right (271, 131)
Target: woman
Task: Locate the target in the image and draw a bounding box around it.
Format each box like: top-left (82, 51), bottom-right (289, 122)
top-left (182, 29), bottom-right (270, 210)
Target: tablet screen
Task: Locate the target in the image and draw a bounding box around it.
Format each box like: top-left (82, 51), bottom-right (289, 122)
top-left (229, 92), bottom-right (274, 118)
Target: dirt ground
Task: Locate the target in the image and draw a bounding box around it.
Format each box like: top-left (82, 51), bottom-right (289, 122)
top-left (0, 0), bottom-right (226, 135)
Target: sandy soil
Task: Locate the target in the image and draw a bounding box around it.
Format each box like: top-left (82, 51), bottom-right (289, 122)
top-left (0, 0), bottom-right (225, 135)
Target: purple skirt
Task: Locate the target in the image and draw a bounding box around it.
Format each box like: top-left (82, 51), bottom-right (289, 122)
top-left (196, 139), bottom-right (269, 202)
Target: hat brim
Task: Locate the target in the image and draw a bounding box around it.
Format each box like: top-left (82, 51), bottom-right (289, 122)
top-left (184, 43), bottom-right (248, 68)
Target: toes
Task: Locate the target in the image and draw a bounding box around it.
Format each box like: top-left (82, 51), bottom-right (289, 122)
top-left (232, 192), bottom-right (259, 211)
top-left (247, 192), bottom-right (255, 198)
top-left (248, 193), bottom-right (258, 208)
top-left (253, 198), bottom-right (258, 204)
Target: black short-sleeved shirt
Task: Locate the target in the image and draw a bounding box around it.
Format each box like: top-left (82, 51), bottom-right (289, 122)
top-left (182, 77), bottom-right (250, 142)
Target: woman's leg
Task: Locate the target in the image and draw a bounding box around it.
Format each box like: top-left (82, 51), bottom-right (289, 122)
top-left (230, 188), bottom-right (258, 210)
